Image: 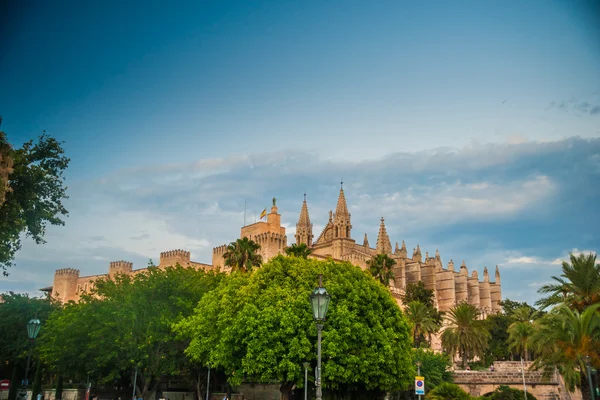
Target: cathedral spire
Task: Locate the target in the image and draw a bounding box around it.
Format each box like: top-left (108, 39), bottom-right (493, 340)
top-left (295, 194), bottom-right (313, 246)
top-left (398, 240), bottom-right (407, 258)
top-left (412, 244), bottom-right (422, 262)
top-left (376, 217), bottom-right (392, 254)
top-left (332, 184), bottom-right (352, 239)
top-left (363, 233), bottom-right (369, 248)
top-left (334, 185), bottom-right (349, 219)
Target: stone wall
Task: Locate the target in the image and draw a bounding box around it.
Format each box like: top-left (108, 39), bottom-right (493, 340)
top-left (453, 362), bottom-right (581, 400)
top-left (237, 383), bottom-right (281, 400)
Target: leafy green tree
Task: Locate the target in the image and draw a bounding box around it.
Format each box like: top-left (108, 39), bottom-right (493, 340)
top-left (0, 292), bottom-right (56, 368)
top-left (176, 256), bottom-right (415, 400)
top-left (367, 253), bottom-right (396, 287)
top-left (487, 385), bottom-right (538, 400)
top-left (536, 252), bottom-right (600, 312)
top-left (0, 129), bottom-right (70, 275)
top-left (223, 237), bottom-right (262, 272)
top-left (500, 299), bottom-right (538, 317)
top-left (0, 126), bottom-right (13, 206)
top-left (404, 301), bottom-right (440, 348)
top-left (0, 292), bottom-right (55, 400)
top-left (39, 265), bottom-right (223, 400)
top-left (530, 303), bottom-right (600, 399)
top-left (402, 282), bottom-right (444, 325)
top-left (483, 312), bottom-right (511, 362)
top-left (425, 382), bottom-right (470, 400)
top-left (441, 303), bottom-right (490, 368)
top-left (411, 348), bottom-right (452, 393)
top-left (285, 243), bottom-right (314, 259)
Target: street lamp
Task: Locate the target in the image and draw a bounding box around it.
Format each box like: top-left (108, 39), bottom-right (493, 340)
top-left (302, 362), bottom-right (310, 400)
top-left (310, 274), bottom-right (330, 400)
top-left (21, 319), bottom-right (41, 399)
top-left (584, 355), bottom-right (596, 400)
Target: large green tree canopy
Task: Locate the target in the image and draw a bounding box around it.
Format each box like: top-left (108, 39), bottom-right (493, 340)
top-left (175, 255), bottom-right (414, 398)
top-left (0, 128), bottom-right (70, 275)
top-left (38, 265), bottom-right (223, 399)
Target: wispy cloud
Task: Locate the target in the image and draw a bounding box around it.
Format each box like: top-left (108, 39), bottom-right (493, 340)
top-left (3, 137), bottom-right (599, 307)
top-left (549, 93), bottom-right (600, 117)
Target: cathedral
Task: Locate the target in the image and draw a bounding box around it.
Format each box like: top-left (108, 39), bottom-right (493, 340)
top-left (212, 186), bottom-right (502, 316)
top-left (46, 186), bottom-right (502, 318)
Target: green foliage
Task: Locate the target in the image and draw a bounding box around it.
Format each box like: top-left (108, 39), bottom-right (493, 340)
top-left (412, 348), bottom-right (452, 392)
top-left (530, 304), bottom-right (600, 393)
top-left (0, 131), bottom-right (70, 275)
top-left (487, 385), bottom-right (538, 400)
top-left (403, 282), bottom-right (435, 309)
top-left (402, 282), bottom-right (443, 325)
top-left (536, 252), bottom-right (600, 312)
top-left (500, 300), bottom-right (537, 318)
top-left (176, 256), bottom-right (415, 397)
top-left (284, 243), bottom-right (314, 259)
top-left (0, 292), bottom-right (56, 364)
top-left (404, 301), bottom-right (440, 348)
top-left (38, 266), bottom-right (223, 399)
top-left (367, 253), bottom-right (396, 287)
top-left (482, 313), bottom-right (511, 362)
top-left (425, 382), bottom-right (470, 400)
top-left (441, 303), bottom-right (490, 368)
top-left (223, 237), bottom-right (262, 272)
top-left (507, 306), bottom-right (538, 361)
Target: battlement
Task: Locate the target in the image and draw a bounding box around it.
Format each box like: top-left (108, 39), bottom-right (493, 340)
top-left (160, 249), bottom-right (191, 261)
top-left (213, 245), bottom-right (228, 254)
top-left (109, 261), bottom-right (133, 272)
top-left (252, 232), bottom-right (286, 240)
top-left (55, 268), bottom-right (80, 276)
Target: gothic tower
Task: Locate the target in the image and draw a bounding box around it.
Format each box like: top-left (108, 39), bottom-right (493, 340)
top-left (333, 183), bottom-right (352, 239)
top-left (295, 193), bottom-right (313, 246)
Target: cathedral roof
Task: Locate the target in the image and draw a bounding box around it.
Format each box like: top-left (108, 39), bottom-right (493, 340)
top-left (376, 217), bottom-right (392, 254)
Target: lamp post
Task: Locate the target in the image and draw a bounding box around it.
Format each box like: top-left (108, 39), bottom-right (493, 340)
top-left (21, 319), bottom-right (41, 400)
top-left (302, 362), bottom-right (310, 400)
top-left (310, 274), bottom-right (330, 400)
top-left (584, 355), bottom-right (596, 400)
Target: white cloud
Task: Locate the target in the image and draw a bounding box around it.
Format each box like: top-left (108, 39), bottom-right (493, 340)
top-left (501, 248), bottom-right (598, 269)
top-left (4, 137), bottom-right (599, 297)
top-left (528, 281), bottom-right (552, 288)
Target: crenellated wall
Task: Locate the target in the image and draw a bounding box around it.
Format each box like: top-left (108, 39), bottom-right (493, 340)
top-left (160, 249), bottom-right (191, 268)
top-left (109, 260), bottom-right (133, 279)
top-left (52, 268), bottom-right (80, 303)
top-left (49, 249), bottom-right (212, 304)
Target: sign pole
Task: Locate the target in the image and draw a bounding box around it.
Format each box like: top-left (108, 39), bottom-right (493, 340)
top-left (415, 361), bottom-right (425, 399)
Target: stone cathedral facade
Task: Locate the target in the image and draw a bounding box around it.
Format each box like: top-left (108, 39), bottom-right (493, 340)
top-left (47, 186), bottom-right (502, 318)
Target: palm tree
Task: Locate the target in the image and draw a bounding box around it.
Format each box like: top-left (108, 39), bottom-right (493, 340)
top-left (507, 306), bottom-right (539, 361)
top-left (530, 303), bottom-right (600, 399)
top-left (404, 300), bottom-right (440, 348)
top-left (284, 243), bottom-right (313, 259)
top-left (441, 303), bottom-right (490, 368)
top-left (536, 252), bottom-right (600, 312)
top-left (367, 253), bottom-right (396, 287)
top-left (222, 237), bottom-right (262, 273)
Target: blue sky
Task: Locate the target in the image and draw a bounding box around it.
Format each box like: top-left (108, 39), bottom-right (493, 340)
top-left (0, 0), bottom-right (599, 305)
